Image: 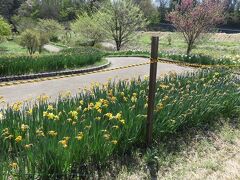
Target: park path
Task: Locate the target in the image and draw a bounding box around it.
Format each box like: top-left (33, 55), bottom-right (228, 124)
top-left (0, 57), bottom-right (193, 107)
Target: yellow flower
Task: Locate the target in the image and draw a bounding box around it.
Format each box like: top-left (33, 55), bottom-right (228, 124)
top-left (80, 100), bottom-right (84, 105)
top-left (36, 129), bottom-right (45, 137)
top-left (112, 125), bottom-right (119, 129)
top-left (76, 132), bottom-right (84, 141)
top-left (115, 113), bottom-right (122, 120)
top-left (21, 124), bottom-right (29, 132)
top-left (47, 105), bottom-right (54, 111)
top-left (88, 103), bottom-right (94, 110)
top-left (111, 140), bottom-right (118, 145)
top-left (72, 121), bottom-right (77, 125)
top-left (97, 109), bottom-right (102, 113)
top-left (105, 113), bottom-right (113, 120)
top-left (9, 162), bottom-right (18, 169)
top-left (156, 103), bottom-right (164, 111)
top-left (163, 96), bottom-right (169, 101)
top-left (15, 136), bottom-right (22, 143)
top-left (110, 96), bottom-right (117, 103)
top-left (123, 97), bottom-right (128, 102)
top-left (69, 111), bottom-right (78, 119)
top-left (12, 102), bottom-right (23, 112)
top-left (103, 133), bottom-right (110, 140)
top-left (160, 84), bottom-right (169, 89)
top-left (120, 92), bottom-right (125, 96)
top-left (131, 96), bottom-right (137, 103)
top-left (37, 94), bottom-right (49, 102)
top-left (94, 102), bottom-right (102, 110)
top-left (59, 140), bottom-right (68, 148)
top-left (43, 111), bottom-right (48, 117)
top-left (48, 131), bottom-right (57, 137)
top-left (47, 113), bottom-right (55, 120)
top-left (95, 117), bottom-right (101, 121)
top-left (24, 144), bottom-right (33, 149)
top-left (26, 109), bottom-right (33, 116)
top-left (132, 93), bottom-right (137, 97)
top-left (119, 119), bottom-right (125, 125)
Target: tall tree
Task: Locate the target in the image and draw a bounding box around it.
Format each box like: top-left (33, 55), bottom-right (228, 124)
top-left (168, 0), bottom-right (226, 55)
top-left (100, 0), bottom-right (147, 51)
top-left (134, 0), bottom-right (160, 25)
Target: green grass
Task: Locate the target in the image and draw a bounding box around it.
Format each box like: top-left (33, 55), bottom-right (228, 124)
top-left (0, 41), bottom-right (27, 54)
top-left (130, 32), bottom-right (240, 58)
top-left (0, 69), bottom-right (239, 179)
top-left (0, 47), bottom-right (104, 77)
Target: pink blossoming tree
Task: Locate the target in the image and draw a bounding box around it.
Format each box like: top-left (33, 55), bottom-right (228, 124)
top-left (167, 0), bottom-right (226, 55)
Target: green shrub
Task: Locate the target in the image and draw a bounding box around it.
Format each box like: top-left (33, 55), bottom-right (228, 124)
top-left (0, 69), bottom-right (239, 178)
top-left (0, 47), bottom-right (103, 76)
top-left (20, 29), bottom-right (40, 55)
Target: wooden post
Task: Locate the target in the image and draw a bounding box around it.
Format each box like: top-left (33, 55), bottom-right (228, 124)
top-left (146, 36), bottom-right (159, 147)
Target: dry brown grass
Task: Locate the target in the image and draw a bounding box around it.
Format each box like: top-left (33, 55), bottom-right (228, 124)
top-left (104, 119), bottom-right (240, 180)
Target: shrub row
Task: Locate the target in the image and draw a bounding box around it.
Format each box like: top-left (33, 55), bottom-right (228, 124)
top-left (0, 69), bottom-right (239, 179)
top-left (0, 47), bottom-right (103, 77)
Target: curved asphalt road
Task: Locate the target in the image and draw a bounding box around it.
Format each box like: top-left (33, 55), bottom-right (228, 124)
top-left (0, 57), bottom-right (193, 107)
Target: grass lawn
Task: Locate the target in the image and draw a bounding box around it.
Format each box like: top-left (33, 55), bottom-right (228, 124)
top-left (129, 32), bottom-right (240, 58)
top-left (0, 41), bottom-right (27, 54)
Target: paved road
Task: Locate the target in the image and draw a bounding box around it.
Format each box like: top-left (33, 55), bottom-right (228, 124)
top-left (0, 57), bottom-right (193, 107)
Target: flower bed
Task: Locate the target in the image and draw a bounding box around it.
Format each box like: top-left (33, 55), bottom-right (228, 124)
top-left (0, 47), bottom-right (103, 77)
top-left (0, 69), bottom-right (239, 178)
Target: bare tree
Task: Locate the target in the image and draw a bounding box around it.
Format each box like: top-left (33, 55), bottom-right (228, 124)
top-left (167, 0), bottom-right (226, 55)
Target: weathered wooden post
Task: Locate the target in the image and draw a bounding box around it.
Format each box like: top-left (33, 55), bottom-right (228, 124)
top-left (146, 36), bottom-right (159, 147)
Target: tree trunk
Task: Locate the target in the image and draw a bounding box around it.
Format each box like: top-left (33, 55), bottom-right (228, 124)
top-left (186, 43), bottom-right (192, 55)
top-left (116, 41), bottom-right (121, 51)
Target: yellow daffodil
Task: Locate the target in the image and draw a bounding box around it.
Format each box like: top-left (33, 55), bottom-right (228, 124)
top-left (76, 132), bottom-right (84, 141)
top-left (69, 111), bottom-right (78, 119)
top-left (47, 105), bottom-right (54, 111)
top-left (112, 125), bottom-right (119, 129)
top-left (119, 119), bottom-right (125, 125)
top-left (111, 140), bottom-right (118, 145)
top-left (156, 103), bottom-right (164, 111)
top-left (160, 84), bottom-right (170, 89)
top-left (105, 113), bottom-right (113, 120)
top-left (15, 136), bottom-right (22, 143)
top-left (131, 96), bottom-right (137, 103)
top-left (115, 113), bottom-right (122, 120)
top-left (103, 133), bottom-right (110, 140)
top-left (37, 94), bottom-right (49, 102)
top-left (24, 144), bottom-right (33, 149)
top-left (95, 117), bottom-right (101, 121)
top-left (26, 109), bottom-right (33, 116)
top-left (48, 131), bottom-right (57, 137)
top-left (36, 129), bottom-right (45, 137)
top-left (9, 162), bottom-right (18, 169)
top-left (21, 124), bottom-right (29, 132)
top-left (12, 102), bottom-right (23, 112)
top-left (59, 140), bottom-right (68, 148)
